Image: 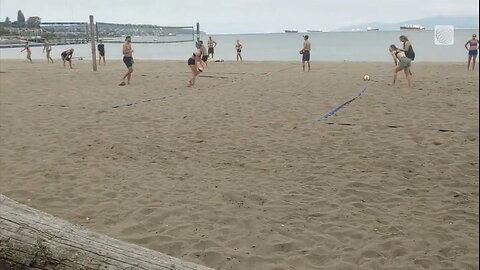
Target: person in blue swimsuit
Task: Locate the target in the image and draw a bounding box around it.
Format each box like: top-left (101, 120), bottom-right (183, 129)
top-left (465, 34), bottom-right (478, 70)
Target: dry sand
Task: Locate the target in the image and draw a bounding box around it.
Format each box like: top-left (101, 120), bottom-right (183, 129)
top-left (0, 59), bottom-right (478, 269)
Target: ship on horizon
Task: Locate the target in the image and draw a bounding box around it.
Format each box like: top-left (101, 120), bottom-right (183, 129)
top-left (307, 29), bottom-right (323, 33)
top-left (367, 27), bottom-right (379, 31)
top-left (400, 24), bottom-right (425, 30)
top-left (285, 29), bottom-right (299, 33)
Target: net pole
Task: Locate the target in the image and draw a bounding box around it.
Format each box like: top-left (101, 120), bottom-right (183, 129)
top-left (196, 22), bottom-right (200, 46)
top-left (89, 15), bottom-right (97, 71)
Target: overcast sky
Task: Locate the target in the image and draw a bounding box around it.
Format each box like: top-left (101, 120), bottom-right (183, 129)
top-left (0, 0), bottom-right (478, 34)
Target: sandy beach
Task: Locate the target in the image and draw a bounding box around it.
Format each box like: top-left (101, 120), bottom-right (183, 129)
top-left (0, 59), bottom-right (478, 269)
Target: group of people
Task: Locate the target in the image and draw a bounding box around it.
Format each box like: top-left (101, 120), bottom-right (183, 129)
top-left (20, 40), bottom-right (107, 68)
top-left (119, 35), bottom-right (244, 87)
top-left (22, 32), bottom-right (478, 88)
top-left (21, 41), bottom-right (75, 68)
top-left (388, 33), bottom-right (478, 87)
top-left (389, 35), bottom-right (415, 87)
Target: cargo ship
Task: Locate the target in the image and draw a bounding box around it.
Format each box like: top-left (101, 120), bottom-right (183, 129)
top-left (285, 29), bottom-right (299, 33)
top-left (366, 27), bottom-right (379, 31)
top-left (307, 29), bottom-right (323, 33)
top-left (400, 24), bottom-right (425, 30)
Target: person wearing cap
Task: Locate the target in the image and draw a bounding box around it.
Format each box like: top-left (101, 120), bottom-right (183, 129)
top-left (299, 35), bottom-right (311, 72)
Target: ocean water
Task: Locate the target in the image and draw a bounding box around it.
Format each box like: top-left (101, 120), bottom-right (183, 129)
top-left (0, 29), bottom-right (478, 62)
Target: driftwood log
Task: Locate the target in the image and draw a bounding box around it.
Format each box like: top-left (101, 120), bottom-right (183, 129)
top-left (0, 194), bottom-right (213, 270)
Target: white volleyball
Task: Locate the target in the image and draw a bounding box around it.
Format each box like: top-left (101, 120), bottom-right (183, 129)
top-left (363, 75), bottom-right (370, 81)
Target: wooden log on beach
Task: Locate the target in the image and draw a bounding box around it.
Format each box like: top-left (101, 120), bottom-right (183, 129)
top-left (0, 194), bottom-right (213, 270)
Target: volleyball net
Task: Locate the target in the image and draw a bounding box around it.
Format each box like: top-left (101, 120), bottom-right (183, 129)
top-left (96, 22), bottom-right (197, 44)
top-left (39, 22), bottom-right (89, 42)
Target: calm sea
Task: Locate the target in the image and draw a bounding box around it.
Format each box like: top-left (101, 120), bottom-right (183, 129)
top-left (0, 29), bottom-right (478, 62)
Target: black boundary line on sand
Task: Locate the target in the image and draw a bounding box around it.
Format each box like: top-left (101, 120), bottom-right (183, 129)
top-left (96, 93), bottom-right (183, 111)
top-left (316, 86), bottom-right (478, 134)
top-left (22, 64), bottom-right (300, 112)
top-left (317, 87), bottom-right (368, 121)
top-left (99, 63), bottom-right (299, 111)
top-left (323, 122), bottom-right (479, 134)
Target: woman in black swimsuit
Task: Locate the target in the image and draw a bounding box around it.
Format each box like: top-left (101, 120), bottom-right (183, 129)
top-left (235, 40), bottom-right (243, 62)
top-left (187, 47), bottom-right (203, 87)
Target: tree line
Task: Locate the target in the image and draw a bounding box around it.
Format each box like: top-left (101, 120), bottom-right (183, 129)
top-left (1, 10), bottom-right (41, 28)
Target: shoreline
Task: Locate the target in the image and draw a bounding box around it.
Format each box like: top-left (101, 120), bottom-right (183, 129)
top-left (0, 59), bottom-right (473, 63)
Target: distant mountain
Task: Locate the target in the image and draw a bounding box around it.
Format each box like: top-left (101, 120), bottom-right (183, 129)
top-left (335, 15), bottom-right (479, 31)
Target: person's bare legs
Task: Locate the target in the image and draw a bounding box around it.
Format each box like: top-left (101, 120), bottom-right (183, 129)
top-left (188, 65), bottom-right (199, 86)
top-left (404, 67), bottom-right (412, 87)
top-left (48, 54), bottom-right (54, 63)
top-left (467, 55), bottom-right (472, 70)
top-left (472, 55), bottom-right (477, 70)
top-left (389, 66), bottom-right (403, 85)
top-left (123, 67), bottom-right (133, 84)
top-left (307, 61), bottom-right (310, 72)
top-left (27, 53), bottom-right (32, 63)
top-left (68, 60), bottom-right (72, 69)
top-left (127, 68), bottom-right (132, 84)
top-left (302, 61), bottom-right (306, 72)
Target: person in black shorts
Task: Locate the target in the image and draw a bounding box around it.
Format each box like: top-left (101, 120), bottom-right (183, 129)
top-left (207, 36), bottom-right (217, 59)
top-left (235, 40), bottom-right (243, 61)
top-left (119, 36), bottom-right (134, 86)
top-left (97, 40), bottom-right (106, 65)
top-left (300, 35), bottom-right (311, 72)
top-left (198, 40), bottom-right (208, 68)
top-left (187, 46), bottom-right (203, 87)
top-left (61, 48), bottom-right (74, 69)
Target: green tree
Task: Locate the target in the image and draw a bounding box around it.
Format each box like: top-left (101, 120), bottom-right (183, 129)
top-left (17, 10), bottom-right (25, 24)
top-left (4, 17), bottom-right (11, 24)
top-left (26, 16), bottom-right (41, 28)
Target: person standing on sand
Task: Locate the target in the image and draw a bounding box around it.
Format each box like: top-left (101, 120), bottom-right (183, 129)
top-left (98, 40), bottom-right (106, 65)
top-left (389, 44), bottom-right (412, 87)
top-left (299, 35), bottom-right (311, 72)
top-left (21, 42), bottom-right (32, 63)
top-left (120, 36), bottom-right (134, 86)
top-left (43, 41), bottom-right (54, 63)
top-left (399, 35), bottom-right (415, 61)
top-left (207, 36), bottom-right (217, 59)
top-left (399, 35), bottom-right (414, 75)
top-left (465, 34), bottom-right (478, 70)
top-left (235, 40), bottom-right (243, 62)
top-left (61, 48), bottom-right (74, 69)
top-left (187, 45), bottom-right (203, 87)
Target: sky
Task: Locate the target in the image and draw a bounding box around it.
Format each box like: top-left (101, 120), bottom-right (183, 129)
top-left (0, 0), bottom-right (478, 34)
